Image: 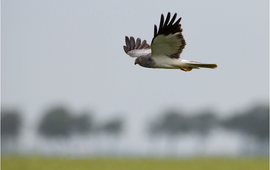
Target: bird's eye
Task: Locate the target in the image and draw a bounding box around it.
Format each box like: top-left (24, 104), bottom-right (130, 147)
top-left (138, 58), bottom-right (141, 62)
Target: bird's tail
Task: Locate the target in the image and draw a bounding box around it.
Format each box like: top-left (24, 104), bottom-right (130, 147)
top-left (184, 61), bottom-right (217, 69)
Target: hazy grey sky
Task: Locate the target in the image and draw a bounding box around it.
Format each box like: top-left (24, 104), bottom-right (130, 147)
top-left (2, 0), bottom-right (269, 123)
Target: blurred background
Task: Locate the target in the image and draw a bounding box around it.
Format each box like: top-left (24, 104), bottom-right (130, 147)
top-left (1, 0), bottom-right (269, 159)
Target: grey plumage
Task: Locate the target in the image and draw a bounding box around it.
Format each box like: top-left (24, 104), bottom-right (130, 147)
top-left (135, 56), bottom-right (155, 68)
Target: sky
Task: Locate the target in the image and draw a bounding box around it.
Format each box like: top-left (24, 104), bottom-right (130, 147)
top-left (2, 0), bottom-right (269, 126)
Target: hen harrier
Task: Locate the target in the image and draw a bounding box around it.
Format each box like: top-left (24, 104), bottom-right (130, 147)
top-left (123, 12), bottom-right (217, 72)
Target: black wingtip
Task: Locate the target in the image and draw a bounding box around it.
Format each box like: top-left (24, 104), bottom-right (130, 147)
top-left (164, 12), bottom-right (171, 26)
top-left (154, 25), bottom-right (157, 37)
top-left (168, 13), bottom-right (177, 26)
top-left (153, 12), bottom-right (183, 38)
top-left (158, 14), bottom-right (164, 33)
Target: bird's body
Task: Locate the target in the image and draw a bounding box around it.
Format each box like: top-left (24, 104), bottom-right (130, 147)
top-left (123, 12), bottom-right (217, 72)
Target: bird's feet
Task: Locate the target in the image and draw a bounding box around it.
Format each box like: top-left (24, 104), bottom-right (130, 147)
top-left (180, 67), bottom-right (192, 72)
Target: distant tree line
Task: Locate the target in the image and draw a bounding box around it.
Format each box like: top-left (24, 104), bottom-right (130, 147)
top-left (221, 105), bottom-right (268, 140)
top-left (36, 107), bottom-right (123, 138)
top-left (38, 107), bottom-right (93, 137)
top-left (1, 104), bottom-right (269, 141)
top-left (148, 105), bottom-right (269, 141)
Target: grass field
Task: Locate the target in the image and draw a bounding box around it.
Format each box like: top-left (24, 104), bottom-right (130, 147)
top-left (1, 157), bottom-right (268, 170)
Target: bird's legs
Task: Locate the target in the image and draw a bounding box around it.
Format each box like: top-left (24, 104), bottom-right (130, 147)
top-left (180, 67), bottom-right (192, 72)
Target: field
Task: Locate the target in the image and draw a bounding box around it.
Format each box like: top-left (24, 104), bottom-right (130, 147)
top-left (1, 157), bottom-right (268, 170)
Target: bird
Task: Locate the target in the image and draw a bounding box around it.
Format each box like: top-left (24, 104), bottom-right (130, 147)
top-left (123, 12), bottom-right (217, 72)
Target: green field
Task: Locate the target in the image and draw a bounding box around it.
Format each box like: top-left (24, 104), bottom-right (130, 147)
top-left (1, 157), bottom-right (268, 170)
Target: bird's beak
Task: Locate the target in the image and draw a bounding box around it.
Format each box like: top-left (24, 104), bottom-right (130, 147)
top-left (134, 61), bottom-right (137, 65)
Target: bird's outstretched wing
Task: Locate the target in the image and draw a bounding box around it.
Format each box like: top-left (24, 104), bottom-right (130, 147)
top-left (151, 12), bottom-right (186, 59)
top-left (123, 36), bottom-right (151, 58)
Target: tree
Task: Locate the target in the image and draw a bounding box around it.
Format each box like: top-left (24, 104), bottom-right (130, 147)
top-left (221, 104), bottom-right (269, 155)
top-left (72, 113), bottom-right (93, 134)
top-left (1, 109), bottom-right (22, 153)
top-left (1, 110), bottom-right (22, 137)
top-left (148, 110), bottom-right (191, 156)
top-left (97, 117), bottom-right (124, 155)
top-left (38, 107), bottom-right (73, 137)
top-left (101, 118), bottom-right (123, 135)
top-left (221, 105), bottom-right (269, 140)
top-left (148, 110), bottom-right (189, 137)
top-left (189, 111), bottom-right (218, 134)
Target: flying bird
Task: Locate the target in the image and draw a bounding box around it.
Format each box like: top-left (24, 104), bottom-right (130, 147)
top-left (123, 12), bottom-right (217, 72)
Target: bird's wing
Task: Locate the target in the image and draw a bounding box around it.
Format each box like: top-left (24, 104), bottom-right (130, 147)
top-left (151, 13), bottom-right (186, 59)
top-left (123, 36), bottom-right (151, 58)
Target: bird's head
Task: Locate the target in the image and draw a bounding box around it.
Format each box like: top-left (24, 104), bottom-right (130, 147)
top-left (134, 57), bottom-right (142, 65)
top-left (134, 56), bottom-right (155, 68)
